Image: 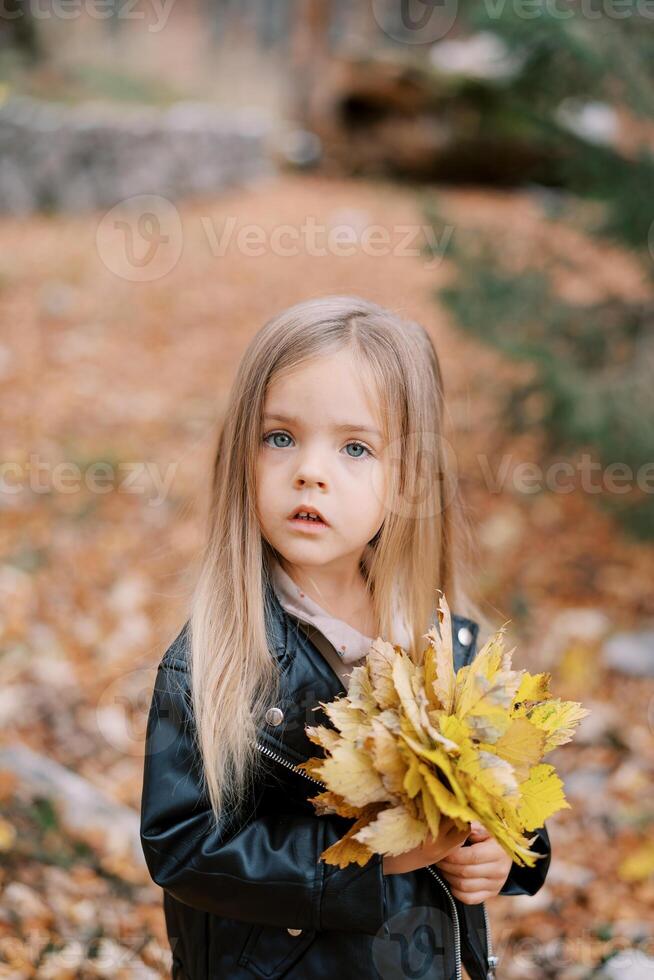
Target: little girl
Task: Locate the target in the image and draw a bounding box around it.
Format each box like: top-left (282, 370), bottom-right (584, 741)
top-left (140, 294), bottom-right (551, 980)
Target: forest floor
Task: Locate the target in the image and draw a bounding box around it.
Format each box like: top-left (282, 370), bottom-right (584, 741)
top-left (0, 171), bottom-right (652, 978)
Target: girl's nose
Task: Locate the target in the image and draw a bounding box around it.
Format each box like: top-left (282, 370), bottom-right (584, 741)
top-left (295, 476), bottom-right (327, 489)
top-left (293, 462), bottom-right (328, 489)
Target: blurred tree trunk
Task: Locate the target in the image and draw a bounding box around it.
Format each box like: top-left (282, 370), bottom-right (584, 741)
top-left (288, 0), bottom-right (333, 128)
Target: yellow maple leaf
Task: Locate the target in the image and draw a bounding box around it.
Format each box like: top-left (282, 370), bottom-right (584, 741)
top-left (515, 671), bottom-right (553, 704)
top-left (318, 742), bottom-right (388, 807)
top-left (527, 699), bottom-right (590, 751)
top-left (320, 809), bottom-right (381, 868)
top-left (516, 763), bottom-right (570, 831)
top-left (305, 724), bottom-right (341, 754)
top-left (425, 591), bottom-right (456, 713)
top-left (307, 791), bottom-right (362, 819)
top-left (353, 804), bottom-right (428, 857)
top-left (417, 761), bottom-right (476, 826)
top-left (346, 663), bottom-right (378, 713)
top-left (493, 718), bottom-right (548, 782)
top-left (366, 637), bottom-right (401, 710)
top-left (319, 698), bottom-right (368, 741)
top-left (366, 718), bottom-right (409, 799)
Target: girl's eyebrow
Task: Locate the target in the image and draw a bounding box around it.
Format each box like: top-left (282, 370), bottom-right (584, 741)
top-left (263, 412), bottom-right (381, 438)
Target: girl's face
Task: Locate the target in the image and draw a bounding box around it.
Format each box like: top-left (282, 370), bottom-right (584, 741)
top-left (256, 350), bottom-right (387, 577)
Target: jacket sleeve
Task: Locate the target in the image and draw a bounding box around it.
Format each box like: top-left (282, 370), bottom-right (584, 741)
top-left (498, 824), bottom-right (551, 896)
top-left (139, 660), bottom-right (388, 936)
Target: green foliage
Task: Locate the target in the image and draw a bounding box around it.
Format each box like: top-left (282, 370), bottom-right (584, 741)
top-left (459, 0), bottom-right (654, 116)
top-left (422, 14), bottom-right (654, 536)
top-left (428, 4), bottom-right (654, 252)
top-left (556, 140), bottom-right (654, 250)
top-left (31, 796), bottom-right (59, 834)
top-left (425, 220), bottom-right (654, 539)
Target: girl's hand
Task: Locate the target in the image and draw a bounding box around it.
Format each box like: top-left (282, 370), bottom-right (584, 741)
top-left (433, 821), bottom-right (513, 904)
top-left (383, 817), bottom-right (471, 875)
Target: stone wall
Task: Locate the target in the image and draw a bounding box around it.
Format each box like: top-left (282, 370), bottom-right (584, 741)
top-left (0, 96), bottom-right (274, 214)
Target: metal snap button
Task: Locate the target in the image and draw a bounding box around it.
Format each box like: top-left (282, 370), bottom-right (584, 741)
top-left (457, 626), bottom-right (473, 647)
top-left (265, 706), bottom-right (284, 726)
top-left (287, 928), bottom-right (302, 936)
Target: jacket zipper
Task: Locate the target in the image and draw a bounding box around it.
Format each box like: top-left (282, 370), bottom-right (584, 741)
top-left (256, 739), bottom-right (326, 788)
top-left (425, 864), bottom-right (462, 980)
top-left (482, 902), bottom-right (499, 979)
top-left (256, 740), bottom-right (498, 978)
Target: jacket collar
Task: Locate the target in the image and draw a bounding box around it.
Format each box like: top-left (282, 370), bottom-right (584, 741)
top-left (263, 571), bottom-right (479, 668)
top-left (164, 575), bottom-right (479, 684)
top-left (263, 571), bottom-right (290, 657)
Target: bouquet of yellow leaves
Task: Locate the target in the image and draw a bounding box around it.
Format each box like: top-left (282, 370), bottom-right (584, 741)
top-left (296, 594), bottom-right (589, 870)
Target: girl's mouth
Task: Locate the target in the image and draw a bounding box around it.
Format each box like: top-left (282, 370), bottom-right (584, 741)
top-left (288, 514), bottom-right (329, 532)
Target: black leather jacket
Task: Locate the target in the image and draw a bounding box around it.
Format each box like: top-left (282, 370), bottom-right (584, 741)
top-left (140, 582), bottom-right (551, 980)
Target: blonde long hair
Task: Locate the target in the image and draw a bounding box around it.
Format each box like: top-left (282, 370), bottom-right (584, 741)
top-left (189, 294), bottom-right (488, 830)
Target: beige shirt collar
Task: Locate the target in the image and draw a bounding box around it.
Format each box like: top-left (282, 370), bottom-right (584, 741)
top-left (270, 558), bottom-right (412, 665)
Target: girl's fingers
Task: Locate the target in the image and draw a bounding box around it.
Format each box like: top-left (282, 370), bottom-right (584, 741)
top-left (451, 830), bottom-right (471, 844)
top-left (438, 860), bottom-right (501, 878)
top-left (441, 837), bottom-right (499, 863)
top-left (469, 821), bottom-right (489, 838)
top-left (450, 888), bottom-right (490, 904)
top-left (446, 876), bottom-right (494, 892)
top-left (438, 827), bottom-right (459, 842)
top-left (429, 822), bottom-right (469, 848)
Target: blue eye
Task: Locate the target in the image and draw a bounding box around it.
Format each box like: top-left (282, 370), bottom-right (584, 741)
top-left (263, 431), bottom-right (292, 449)
top-left (345, 441), bottom-right (371, 459)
